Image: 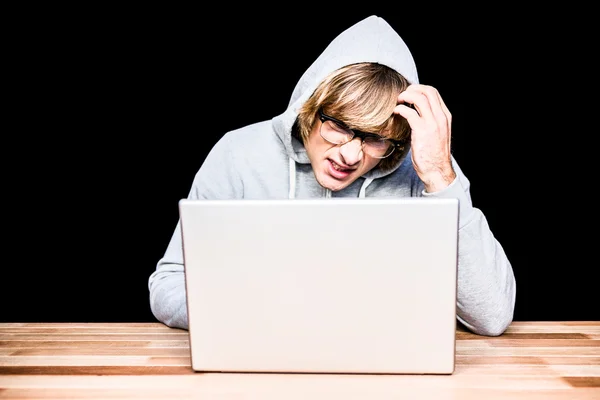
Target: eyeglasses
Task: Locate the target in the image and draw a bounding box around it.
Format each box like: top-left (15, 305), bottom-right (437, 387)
top-left (318, 109), bottom-right (404, 159)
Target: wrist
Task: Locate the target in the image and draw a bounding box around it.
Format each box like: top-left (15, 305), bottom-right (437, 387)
top-left (422, 168), bottom-right (456, 193)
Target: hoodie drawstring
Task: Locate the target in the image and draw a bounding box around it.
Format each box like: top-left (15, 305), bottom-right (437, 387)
top-left (359, 178), bottom-right (373, 198)
top-left (289, 158), bottom-right (374, 199)
top-left (288, 158), bottom-right (296, 199)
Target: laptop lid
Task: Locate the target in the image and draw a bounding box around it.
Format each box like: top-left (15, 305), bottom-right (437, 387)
top-left (179, 197), bottom-right (458, 374)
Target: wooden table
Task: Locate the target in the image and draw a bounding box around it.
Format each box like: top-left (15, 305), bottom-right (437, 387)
top-left (0, 322), bottom-right (598, 399)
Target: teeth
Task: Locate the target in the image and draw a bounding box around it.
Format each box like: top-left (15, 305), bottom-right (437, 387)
top-left (331, 161), bottom-right (344, 171)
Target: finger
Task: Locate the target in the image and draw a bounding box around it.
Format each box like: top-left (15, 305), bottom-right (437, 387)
top-left (397, 86), bottom-right (435, 122)
top-left (424, 86), bottom-right (450, 132)
top-left (427, 87), bottom-right (453, 152)
top-left (408, 85), bottom-right (451, 138)
top-left (431, 87), bottom-right (452, 128)
top-left (392, 102), bottom-right (419, 119)
top-left (427, 87), bottom-right (452, 146)
top-left (392, 100), bottom-right (422, 134)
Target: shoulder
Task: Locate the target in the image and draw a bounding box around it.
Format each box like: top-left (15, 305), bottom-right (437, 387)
top-left (214, 119), bottom-right (284, 155)
top-left (221, 120), bottom-right (274, 145)
top-left (207, 119), bottom-right (283, 163)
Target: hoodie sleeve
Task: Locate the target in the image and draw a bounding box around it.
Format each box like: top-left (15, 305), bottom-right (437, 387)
top-left (148, 134), bottom-right (242, 330)
top-left (423, 159), bottom-right (516, 336)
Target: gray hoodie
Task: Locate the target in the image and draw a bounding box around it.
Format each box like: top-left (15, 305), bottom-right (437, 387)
top-left (148, 15), bottom-right (516, 336)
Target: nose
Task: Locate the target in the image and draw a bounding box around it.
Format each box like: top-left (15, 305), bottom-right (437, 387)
top-left (339, 138), bottom-right (364, 166)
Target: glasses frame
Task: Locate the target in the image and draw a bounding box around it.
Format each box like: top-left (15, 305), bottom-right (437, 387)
top-left (318, 109), bottom-right (404, 159)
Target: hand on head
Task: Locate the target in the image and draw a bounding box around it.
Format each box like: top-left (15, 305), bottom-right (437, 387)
top-left (394, 84), bottom-right (456, 192)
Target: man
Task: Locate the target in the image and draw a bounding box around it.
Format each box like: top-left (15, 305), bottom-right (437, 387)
top-left (148, 15), bottom-right (516, 336)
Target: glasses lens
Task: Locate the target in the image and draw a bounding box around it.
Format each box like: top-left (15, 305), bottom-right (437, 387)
top-left (320, 118), bottom-right (397, 159)
top-left (321, 120), bottom-right (354, 144)
top-left (362, 137), bottom-right (395, 158)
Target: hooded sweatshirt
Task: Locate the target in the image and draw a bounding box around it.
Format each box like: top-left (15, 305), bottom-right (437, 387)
top-left (148, 15), bottom-right (516, 336)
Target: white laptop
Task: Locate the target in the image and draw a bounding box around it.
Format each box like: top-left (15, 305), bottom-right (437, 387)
top-left (178, 197), bottom-right (459, 374)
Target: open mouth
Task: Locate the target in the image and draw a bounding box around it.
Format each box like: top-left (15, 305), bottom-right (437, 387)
top-left (330, 160), bottom-right (353, 172)
top-left (327, 159), bottom-right (355, 179)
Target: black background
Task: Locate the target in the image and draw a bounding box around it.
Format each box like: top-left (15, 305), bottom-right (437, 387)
top-left (3, 6), bottom-right (598, 323)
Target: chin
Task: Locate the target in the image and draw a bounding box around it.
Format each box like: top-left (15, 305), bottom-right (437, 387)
top-left (317, 175), bottom-right (352, 192)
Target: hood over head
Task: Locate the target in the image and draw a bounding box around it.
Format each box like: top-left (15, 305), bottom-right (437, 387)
top-left (273, 15), bottom-right (419, 180)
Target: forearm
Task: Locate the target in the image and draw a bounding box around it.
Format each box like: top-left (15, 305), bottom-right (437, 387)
top-left (455, 213), bottom-right (516, 336)
top-left (149, 267), bottom-right (189, 330)
top-left (148, 137), bottom-right (242, 331)
top-left (422, 168), bottom-right (516, 336)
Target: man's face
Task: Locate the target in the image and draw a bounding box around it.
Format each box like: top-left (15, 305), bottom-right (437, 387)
top-left (305, 118), bottom-right (381, 191)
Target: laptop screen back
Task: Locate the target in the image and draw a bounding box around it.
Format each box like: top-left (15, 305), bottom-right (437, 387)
top-left (179, 198), bottom-right (459, 374)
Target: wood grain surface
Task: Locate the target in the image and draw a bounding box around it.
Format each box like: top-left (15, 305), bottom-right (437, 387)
top-left (0, 321), bottom-right (598, 399)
